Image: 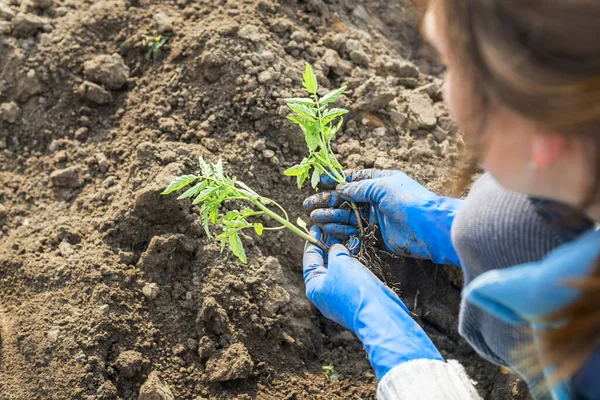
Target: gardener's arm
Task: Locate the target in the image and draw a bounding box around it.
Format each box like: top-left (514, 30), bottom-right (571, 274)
top-left (304, 169), bottom-right (464, 266)
top-left (303, 227), bottom-right (480, 400)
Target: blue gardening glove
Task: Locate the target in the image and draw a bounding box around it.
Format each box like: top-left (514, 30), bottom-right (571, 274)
top-left (303, 169), bottom-right (464, 265)
top-left (463, 228), bottom-right (600, 400)
top-left (303, 226), bottom-right (444, 380)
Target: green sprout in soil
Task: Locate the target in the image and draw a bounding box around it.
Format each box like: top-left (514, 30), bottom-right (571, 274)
top-left (162, 157), bottom-right (327, 264)
top-left (322, 363), bottom-right (340, 383)
top-left (142, 34), bottom-right (168, 62)
top-left (284, 64), bottom-right (391, 284)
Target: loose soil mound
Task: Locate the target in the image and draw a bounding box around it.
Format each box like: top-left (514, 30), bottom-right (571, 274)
top-left (0, 0), bottom-right (529, 399)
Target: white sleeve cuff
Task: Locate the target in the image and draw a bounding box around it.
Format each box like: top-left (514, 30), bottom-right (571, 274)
top-left (377, 359), bottom-right (482, 400)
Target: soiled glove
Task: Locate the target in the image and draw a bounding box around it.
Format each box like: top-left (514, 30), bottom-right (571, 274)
top-left (304, 169), bottom-right (464, 265)
top-left (463, 228), bottom-right (600, 400)
top-left (303, 226), bottom-right (444, 380)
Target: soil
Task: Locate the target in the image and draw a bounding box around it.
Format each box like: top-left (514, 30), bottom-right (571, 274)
top-left (0, 0), bottom-right (530, 399)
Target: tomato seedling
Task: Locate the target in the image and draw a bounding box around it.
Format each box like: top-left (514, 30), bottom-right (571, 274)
top-left (283, 64), bottom-right (348, 189)
top-left (162, 157), bottom-right (326, 264)
top-left (284, 64), bottom-right (365, 236)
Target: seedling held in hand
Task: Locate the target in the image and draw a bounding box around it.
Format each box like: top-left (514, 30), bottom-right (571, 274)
top-left (284, 64), bottom-right (366, 236)
top-left (162, 157), bottom-right (326, 264)
top-left (283, 64), bottom-right (348, 189)
top-left (284, 64), bottom-right (393, 285)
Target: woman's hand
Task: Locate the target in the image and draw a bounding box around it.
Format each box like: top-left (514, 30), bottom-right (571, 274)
top-left (303, 226), bottom-right (444, 380)
top-left (303, 169), bottom-right (465, 265)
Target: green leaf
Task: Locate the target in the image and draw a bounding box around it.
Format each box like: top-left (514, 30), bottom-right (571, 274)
top-left (301, 122), bottom-right (320, 152)
top-left (311, 167), bottom-right (321, 189)
top-left (287, 115), bottom-right (303, 125)
top-left (287, 103), bottom-right (317, 119)
top-left (199, 156), bottom-right (212, 177)
top-left (285, 97), bottom-right (314, 105)
top-left (177, 182), bottom-right (206, 200)
top-left (284, 164), bottom-right (310, 177)
top-left (210, 207), bottom-right (218, 223)
top-left (333, 117), bottom-right (344, 136)
top-left (229, 233), bottom-right (247, 264)
top-left (297, 169), bottom-right (309, 189)
top-left (323, 108), bottom-right (349, 119)
top-left (192, 186), bottom-right (218, 204)
top-left (161, 175), bottom-right (197, 195)
top-left (200, 205), bottom-right (211, 238)
top-left (302, 63), bottom-right (318, 95)
top-left (320, 86), bottom-right (346, 105)
top-left (213, 158), bottom-right (224, 180)
top-left (254, 223), bottom-right (264, 236)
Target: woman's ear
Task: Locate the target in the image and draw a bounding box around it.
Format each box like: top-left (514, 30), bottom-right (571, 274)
top-left (531, 132), bottom-right (566, 169)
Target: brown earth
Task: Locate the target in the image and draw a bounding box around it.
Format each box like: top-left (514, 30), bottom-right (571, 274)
top-left (0, 0), bottom-right (530, 399)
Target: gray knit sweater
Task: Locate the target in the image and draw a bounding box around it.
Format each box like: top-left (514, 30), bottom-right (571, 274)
top-left (377, 173), bottom-right (592, 399)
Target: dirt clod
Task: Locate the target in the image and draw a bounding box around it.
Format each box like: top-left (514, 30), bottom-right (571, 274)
top-left (78, 81), bottom-right (113, 105)
top-left (138, 372), bottom-right (174, 400)
top-left (83, 54), bottom-right (130, 90)
top-left (142, 282), bottom-right (160, 300)
top-left (205, 343), bottom-right (254, 382)
top-left (0, 101), bottom-right (20, 123)
top-left (115, 350), bottom-right (143, 378)
top-left (0, 3), bottom-right (15, 20)
top-left (50, 166), bottom-right (80, 188)
top-left (10, 12), bottom-right (44, 37)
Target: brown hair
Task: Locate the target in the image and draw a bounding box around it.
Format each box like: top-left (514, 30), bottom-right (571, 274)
top-left (427, 0), bottom-right (600, 383)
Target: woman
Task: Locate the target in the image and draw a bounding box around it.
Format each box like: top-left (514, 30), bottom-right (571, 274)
top-left (301, 0), bottom-right (600, 399)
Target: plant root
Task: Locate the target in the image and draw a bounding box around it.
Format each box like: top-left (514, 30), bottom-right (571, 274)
top-left (356, 224), bottom-right (398, 291)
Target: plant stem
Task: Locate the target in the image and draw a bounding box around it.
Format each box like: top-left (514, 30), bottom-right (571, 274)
top-left (254, 200), bottom-right (328, 252)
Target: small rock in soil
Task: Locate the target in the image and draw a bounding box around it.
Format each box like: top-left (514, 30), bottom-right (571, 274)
top-left (197, 336), bottom-right (216, 359)
top-left (0, 3), bottom-right (15, 20)
top-left (0, 101), bottom-right (21, 123)
top-left (198, 297), bottom-right (230, 334)
top-left (345, 38), bottom-right (361, 52)
top-left (321, 48), bottom-right (353, 77)
top-left (58, 241), bottom-right (73, 256)
top-left (432, 126), bottom-right (449, 143)
top-left (252, 139), bottom-right (266, 151)
top-left (200, 49), bottom-right (226, 83)
top-left (11, 13), bottom-right (44, 37)
top-left (29, 0), bottom-right (53, 9)
top-left (376, 55), bottom-right (419, 78)
top-left (154, 12), bottom-right (173, 33)
top-left (205, 343), bottom-right (254, 382)
top-left (17, 69), bottom-right (42, 101)
top-left (94, 152), bottom-right (110, 172)
top-left (97, 381), bottom-right (118, 400)
top-left (415, 81), bottom-right (441, 100)
top-left (115, 350), bottom-right (143, 378)
top-left (354, 77), bottom-right (396, 112)
top-left (349, 49), bottom-right (370, 67)
top-left (138, 371), bottom-right (174, 400)
top-left (83, 54), bottom-right (130, 90)
top-left (46, 328), bottom-right (59, 343)
top-left (0, 204), bottom-right (7, 220)
top-left (142, 283), bottom-right (160, 300)
top-left (50, 166), bottom-right (80, 188)
top-left (0, 21), bottom-right (11, 35)
top-left (78, 81), bottom-right (113, 105)
top-left (406, 92), bottom-right (437, 129)
top-left (262, 149), bottom-right (274, 159)
top-left (238, 24), bottom-right (261, 42)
